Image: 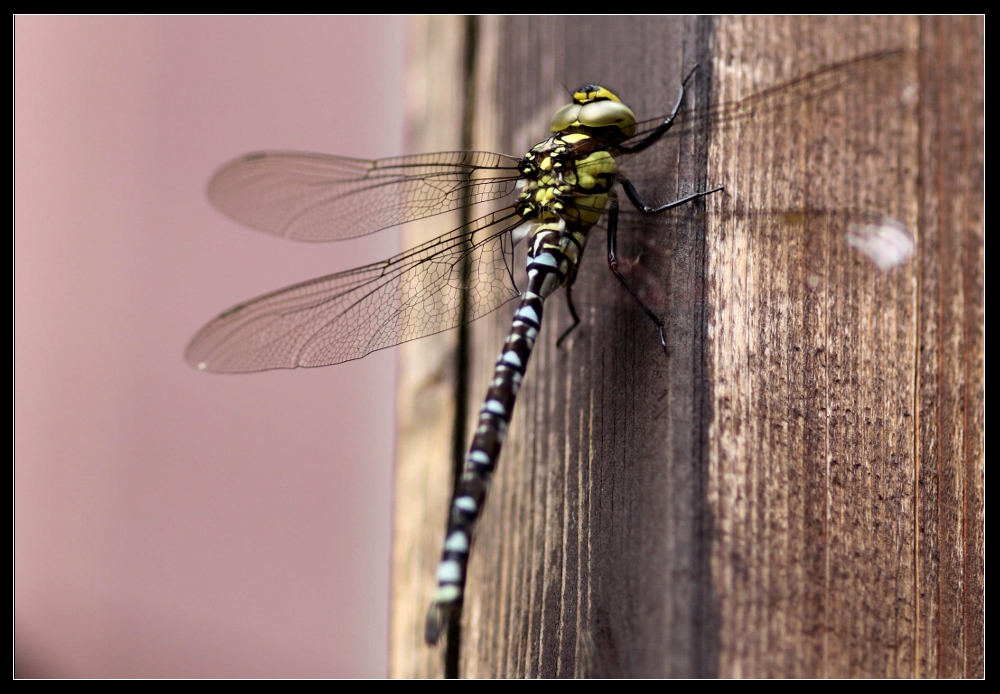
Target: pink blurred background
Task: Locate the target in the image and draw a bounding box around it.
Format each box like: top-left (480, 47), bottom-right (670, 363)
top-left (15, 17), bottom-right (406, 677)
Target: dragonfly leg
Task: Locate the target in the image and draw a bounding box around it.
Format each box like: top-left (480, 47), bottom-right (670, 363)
top-left (620, 176), bottom-right (724, 214)
top-left (618, 64), bottom-right (700, 155)
top-left (555, 285), bottom-right (581, 348)
top-left (605, 194), bottom-right (669, 352)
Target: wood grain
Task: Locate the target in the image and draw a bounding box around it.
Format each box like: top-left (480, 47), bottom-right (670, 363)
top-left (391, 16), bottom-right (983, 678)
top-left (389, 16), bottom-right (466, 679)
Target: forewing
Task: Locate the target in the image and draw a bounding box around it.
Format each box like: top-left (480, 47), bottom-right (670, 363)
top-left (208, 150), bottom-right (522, 241)
top-left (186, 208), bottom-right (523, 372)
top-left (714, 205), bottom-right (916, 271)
top-left (585, 50), bottom-right (908, 156)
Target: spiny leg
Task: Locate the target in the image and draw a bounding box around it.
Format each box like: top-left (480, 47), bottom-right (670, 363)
top-left (619, 64), bottom-right (700, 155)
top-left (555, 285), bottom-right (581, 347)
top-left (605, 184), bottom-right (723, 351)
top-left (620, 177), bottom-right (724, 215)
top-left (605, 195), bottom-right (668, 351)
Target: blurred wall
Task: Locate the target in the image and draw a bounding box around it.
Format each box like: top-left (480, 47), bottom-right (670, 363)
top-left (15, 16), bottom-right (405, 677)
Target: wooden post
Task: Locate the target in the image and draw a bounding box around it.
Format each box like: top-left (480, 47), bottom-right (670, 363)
top-left (391, 16), bottom-right (983, 678)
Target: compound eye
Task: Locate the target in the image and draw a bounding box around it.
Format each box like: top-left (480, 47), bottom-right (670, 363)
top-left (577, 100), bottom-right (637, 136)
top-left (550, 104), bottom-right (582, 132)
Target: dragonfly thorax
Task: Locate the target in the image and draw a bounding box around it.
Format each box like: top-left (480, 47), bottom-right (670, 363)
top-left (516, 87), bottom-right (634, 229)
top-left (514, 129), bottom-right (618, 298)
top-left (516, 132), bottom-right (617, 228)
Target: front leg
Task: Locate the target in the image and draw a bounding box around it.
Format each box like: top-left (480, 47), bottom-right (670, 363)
top-left (605, 192), bottom-right (669, 352)
top-left (606, 181), bottom-right (724, 351)
top-left (618, 64), bottom-right (700, 155)
top-left (620, 175), bottom-right (724, 214)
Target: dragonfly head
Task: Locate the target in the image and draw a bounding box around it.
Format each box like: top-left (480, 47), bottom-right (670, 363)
top-left (549, 84), bottom-right (637, 138)
top-left (572, 84), bottom-right (623, 104)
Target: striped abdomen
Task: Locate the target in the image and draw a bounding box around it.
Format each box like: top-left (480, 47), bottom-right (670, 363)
top-left (424, 218), bottom-right (587, 645)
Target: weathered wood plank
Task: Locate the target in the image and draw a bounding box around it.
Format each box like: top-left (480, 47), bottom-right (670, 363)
top-left (390, 16), bottom-right (467, 679)
top-left (706, 17), bottom-right (921, 678)
top-left (391, 16), bottom-right (983, 678)
top-left (913, 16), bottom-right (985, 679)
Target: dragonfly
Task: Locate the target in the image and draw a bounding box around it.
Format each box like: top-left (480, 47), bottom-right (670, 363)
top-left (185, 49), bottom-right (913, 646)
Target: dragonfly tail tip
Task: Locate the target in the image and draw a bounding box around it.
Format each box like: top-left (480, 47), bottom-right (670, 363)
top-left (424, 602), bottom-right (451, 646)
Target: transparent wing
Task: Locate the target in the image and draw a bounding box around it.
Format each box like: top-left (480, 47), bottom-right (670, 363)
top-left (208, 150), bottom-right (522, 242)
top-left (186, 208), bottom-right (523, 372)
top-left (589, 49), bottom-right (908, 154)
top-left (716, 205), bottom-right (916, 270)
